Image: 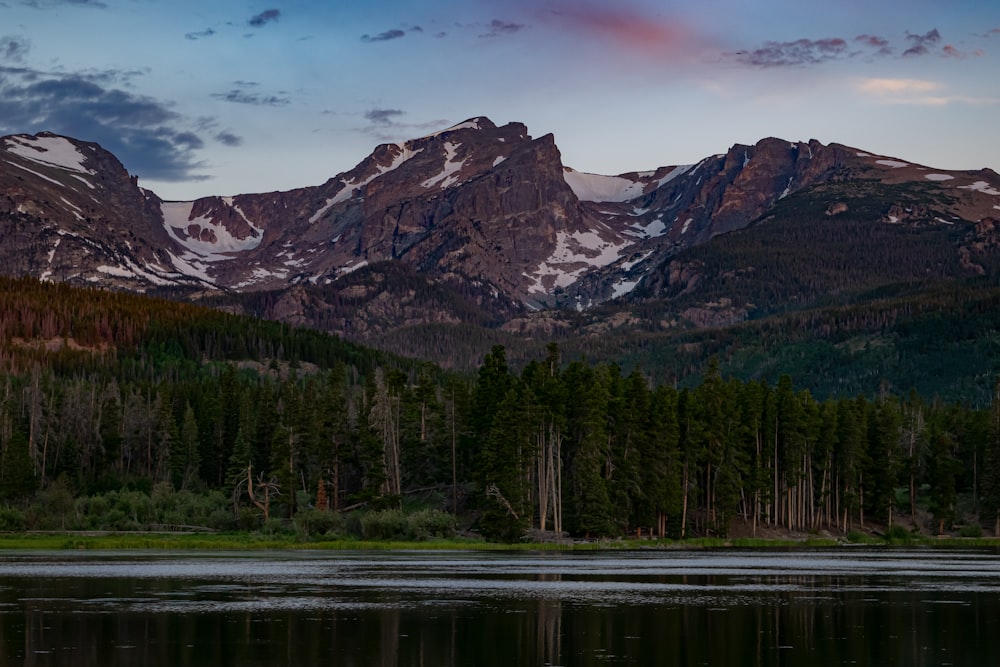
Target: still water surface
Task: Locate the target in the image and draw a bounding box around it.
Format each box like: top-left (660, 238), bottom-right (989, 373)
top-left (1, 548), bottom-right (999, 666)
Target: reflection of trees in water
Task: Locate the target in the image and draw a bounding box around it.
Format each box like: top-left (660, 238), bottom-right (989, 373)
top-left (4, 572), bottom-right (1000, 666)
top-left (536, 598), bottom-right (562, 666)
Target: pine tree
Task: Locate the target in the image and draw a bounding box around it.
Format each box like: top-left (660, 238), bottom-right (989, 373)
top-left (644, 385), bottom-right (681, 538)
top-left (982, 377), bottom-right (1000, 535)
top-left (564, 364), bottom-right (614, 537)
top-left (927, 429), bottom-right (959, 534)
top-left (174, 404), bottom-right (201, 491)
top-left (0, 429), bottom-right (38, 502)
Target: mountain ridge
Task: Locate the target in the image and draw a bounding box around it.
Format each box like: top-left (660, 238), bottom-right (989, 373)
top-left (3, 118), bottom-right (1000, 364)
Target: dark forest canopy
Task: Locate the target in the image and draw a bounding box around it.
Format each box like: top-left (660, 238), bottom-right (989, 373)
top-left (2, 277), bottom-right (1000, 541)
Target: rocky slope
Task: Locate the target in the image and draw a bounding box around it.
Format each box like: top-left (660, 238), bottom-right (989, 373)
top-left (3, 120), bottom-right (1000, 344)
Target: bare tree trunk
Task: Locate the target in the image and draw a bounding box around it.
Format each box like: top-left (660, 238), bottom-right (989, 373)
top-left (681, 460), bottom-right (690, 539)
top-left (450, 392), bottom-right (457, 517)
top-left (553, 429), bottom-right (562, 533)
top-left (537, 429), bottom-right (548, 532)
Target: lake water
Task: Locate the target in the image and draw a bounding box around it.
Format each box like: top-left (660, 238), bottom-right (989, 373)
top-left (1, 548), bottom-right (998, 666)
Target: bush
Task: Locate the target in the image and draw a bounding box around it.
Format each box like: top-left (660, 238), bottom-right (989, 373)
top-left (884, 523), bottom-right (913, 543)
top-left (958, 523), bottom-right (983, 538)
top-left (0, 507), bottom-right (26, 531)
top-left (295, 508), bottom-right (344, 538)
top-left (357, 508), bottom-right (455, 541)
top-left (360, 509), bottom-right (408, 540)
top-left (236, 507), bottom-right (261, 532)
top-left (845, 530), bottom-right (866, 543)
top-left (206, 509), bottom-right (235, 531)
top-left (407, 509), bottom-right (455, 540)
top-left (25, 480), bottom-right (76, 530)
top-left (261, 518), bottom-right (295, 537)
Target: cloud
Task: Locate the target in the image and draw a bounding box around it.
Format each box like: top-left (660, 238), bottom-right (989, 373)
top-left (903, 29), bottom-right (941, 57)
top-left (212, 82), bottom-right (290, 106)
top-left (859, 78), bottom-right (941, 95)
top-left (248, 9), bottom-right (280, 28)
top-left (0, 67), bottom-right (208, 181)
top-left (0, 35), bottom-right (30, 62)
top-left (185, 28), bottom-right (215, 41)
top-left (942, 44), bottom-right (965, 59)
top-left (853, 77), bottom-right (990, 106)
top-left (480, 19), bottom-right (525, 38)
top-left (731, 37), bottom-right (849, 67)
top-left (358, 109), bottom-right (450, 140)
top-left (855, 34), bottom-right (892, 56)
top-left (21, 0), bottom-right (107, 8)
top-left (361, 29), bottom-right (406, 43)
top-left (215, 131), bottom-right (243, 147)
top-left (548, 4), bottom-right (702, 58)
top-left (365, 108), bottom-right (404, 124)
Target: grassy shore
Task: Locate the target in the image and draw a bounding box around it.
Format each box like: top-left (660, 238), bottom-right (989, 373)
top-left (1, 532), bottom-right (998, 551)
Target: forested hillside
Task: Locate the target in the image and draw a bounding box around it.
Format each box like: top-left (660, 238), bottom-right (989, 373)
top-left (2, 277), bottom-right (999, 540)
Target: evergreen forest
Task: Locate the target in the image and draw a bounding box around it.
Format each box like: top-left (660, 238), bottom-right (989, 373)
top-left (3, 276), bottom-right (1000, 542)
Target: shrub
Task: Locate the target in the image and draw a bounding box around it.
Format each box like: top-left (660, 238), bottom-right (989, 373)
top-left (958, 523), bottom-right (983, 538)
top-left (845, 530), bottom-right (866, 543)
top-left (206, 509), bottom-right (235, 532)
top-left (236, 507), bottom-right (261, 532)
top-left (0, 507), bottom-right (26, 531)
top-left (360, 509), bottom-right (408, 540)
top-left (295, 508), bottom-right (344, 538)
top-left (407, 509), bottom-right (455, 540)
top-left (884, 523), bottom-right (913, 543)
top-left (25, 480), bottom-right (76, 530)
top-left (261, 518), bottom-right (295, 537)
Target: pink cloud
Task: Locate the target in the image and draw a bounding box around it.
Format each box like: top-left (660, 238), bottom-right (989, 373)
top-left (942, 44), bottom-right (965, 59)
top-left (546, 4), bottom-right (711, 59)
top-left (855, 34), bottom-right (893, 56)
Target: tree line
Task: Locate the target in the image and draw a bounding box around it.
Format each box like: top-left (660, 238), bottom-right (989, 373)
top-left (3, 276), bottom-right (1000, 540)
top-left (2, 335), bottom-right (1000, 540)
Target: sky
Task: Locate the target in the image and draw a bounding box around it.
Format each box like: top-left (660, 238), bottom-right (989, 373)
top-left (1, 0), bottom-right (998, 200)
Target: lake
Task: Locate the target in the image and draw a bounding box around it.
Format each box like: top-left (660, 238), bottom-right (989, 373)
top-left (1, 548), bottom-right (998, 666)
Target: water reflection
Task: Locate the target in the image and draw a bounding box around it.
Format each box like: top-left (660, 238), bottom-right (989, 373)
top-left (1, 549), bottom-right (999, 665)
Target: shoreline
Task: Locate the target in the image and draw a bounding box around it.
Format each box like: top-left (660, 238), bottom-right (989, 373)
top-left (2, 532), bottom-right (999, 552)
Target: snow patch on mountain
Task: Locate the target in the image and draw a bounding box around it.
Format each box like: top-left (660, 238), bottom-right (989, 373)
top-left (165, 250), bottom-right (222, 284)
top-left (96, 261), bottom-right (173, 287)
top-left (161, 201), bottom-right (263, 255)
top-left (8, 161), bottom-right (64, 187)
top-left (876, 159), bottom-right (908, 168)
top-left (657, 164), bottom-right (694, 188)
top-left (525, 230), bottom-right (629, 295)
top-left (925, 174), bottom-right (954, 181)
top-left (310, 145), bottom-right (424, 223)
top-left (563, 168), bottom-right (644, 202)
top-left (4, 135), bottom-right (95, 174)
top-left (626, 218), bottom-right (666, 238)
top-left (338, 259), bottom-right (369, 275)
top-left (960, 181), bottom-right (1000, 196)
top-left (422, 118), bottom-right (485, 138)
top-left (232, 267), bottom-right (290, 289)
top-left (610, 278), bottom-right (640, 299)
top-left (422, 142), bottom-right (466, 189)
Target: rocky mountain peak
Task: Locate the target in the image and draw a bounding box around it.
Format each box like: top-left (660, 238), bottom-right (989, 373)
top-left (4, 122), bottom-right (1000, 341)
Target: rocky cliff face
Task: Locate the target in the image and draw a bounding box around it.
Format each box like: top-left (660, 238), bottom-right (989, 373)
top-left (3, 120), bottom-right (1000, 338)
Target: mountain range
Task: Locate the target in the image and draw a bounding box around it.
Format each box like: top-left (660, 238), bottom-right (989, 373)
top-left (3, 117), bottom-right (1000, 396)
